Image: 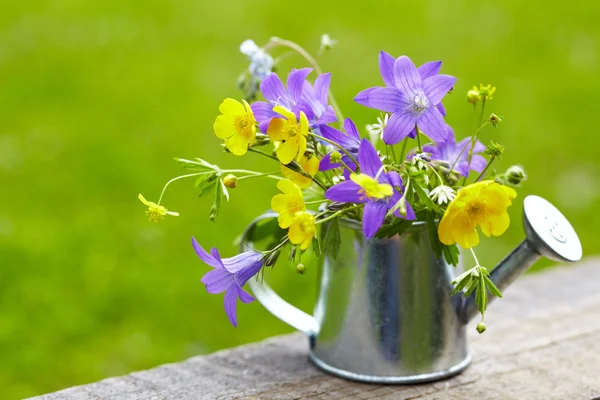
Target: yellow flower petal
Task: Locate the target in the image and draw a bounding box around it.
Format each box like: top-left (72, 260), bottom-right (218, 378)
top-left (226, 132), bottom-right (250, 156)
top-left (276, 139), bottom-right (299, 165)
top-left (213, 115), bottom-right (236, 139)
top-left (219, 98), bottom-right (245, 116)
top-left (296, 133), bottom-right (307, 162)
top-left (273, 105), bottom-right (296, 120)
top-left (267, 118), bottom-right (288, 141)
top-left (138, 193), bottom-right (150, 206)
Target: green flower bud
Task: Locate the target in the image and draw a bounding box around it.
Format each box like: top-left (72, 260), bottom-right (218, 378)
top-left (489, 113), bottom-right (503, 127)
top-left (476, 322), bottom-right (487, 334)
top-left (330, 150), bottom-right (342, 164)
top-left (264, 250), bottom-right (281, 267)
top-left (296, 263), bottom-right (306, 275)
top-left (484, 141), bottom-right (505, 158)
top-left (505, 165), bottom-right (527, 186)
top-left (467, 89), bottom-right (480, 104)
top-left (223, 174), bottom-right (238, 189)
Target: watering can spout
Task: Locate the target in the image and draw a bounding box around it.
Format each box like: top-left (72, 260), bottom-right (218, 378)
top-left (459, 195), bottom-right (582, 324)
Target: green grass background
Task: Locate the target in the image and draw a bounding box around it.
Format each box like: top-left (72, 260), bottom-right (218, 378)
top-left (1, 1), bottom-right (598, 398)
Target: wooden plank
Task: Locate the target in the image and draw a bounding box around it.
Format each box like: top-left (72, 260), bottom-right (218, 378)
top-left (30, 258), bottom-right (600, 400)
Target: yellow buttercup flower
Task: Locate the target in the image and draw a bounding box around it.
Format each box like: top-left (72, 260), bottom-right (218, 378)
top-left (213, 98), bottom-right (257, 156)
top-left (350, 173), bottom-right (393, 201)
top-left (271, 179), bottom-right (305, 228)
top-left (267, 106), bottom-right (309, 164)
top-left (288, 211), bottom-right (316, 250)
top-left (281, 155), bottom-right (320, 189)
top-left (138, 194), bottom-right (179, 222)
top-left (438, 180), bottom-right (517, 248)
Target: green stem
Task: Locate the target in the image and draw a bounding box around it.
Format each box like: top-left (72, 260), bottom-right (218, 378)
top-left (264, 37), bottom-right (345, 121)
top-left (157, 172), bottom-right (210, 205)
top-left (310, 132), bottom-right (359, 169)
top-left (399, 139), bottom-right (408, 163)
top-left (304, 199), bottom-right (328, 205)
top-left (315, 204), bottom-right (363, 225)
top-left (248, 147), bottom-right (279, 162)
top-left (474, 156), bottom-right (496, 182)
top-left (449, 121), bottom-right (490, 175)
top-left (470, 247), bottom-right (481, 267)
top-left (415, 126), bottom-right (423, 153)
top-left (478, 99), bottom-right (487, 129)
top-left (237, 172), bottom-right (282, 181)
top-left (389, 145), bottom-right (397, 163)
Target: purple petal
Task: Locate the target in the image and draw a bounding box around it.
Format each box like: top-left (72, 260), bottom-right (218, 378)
top-left (210, 247), bottom-right (221, 260)
top-left (418, 61), bottom-right (442, 80)
top-left (325, 180), bottom-right (365, 203)
top-left (455, 161), bottom-right (469, 177)
top-left (402, 202), bottom-right (417, 220)
top-left (320, 124), bottom-right (359, 150)
top-left (260, 73), bottom-right (287, 103)
top-left (234, 260), bottom-right (263, 287)
top-left (354, 87), bottom-right (377, 108)
top-left (470, 155), bottom-right (487, 173)
top-left (387, 171), bottom-right (403, 188)
top-left (473, 139), bottom-right (486, 153)
top-left (319, 152), bottom-right (340, 171)
top-left (393, 56), bottom-right (422, 95)
top-left (318, 106), bottom-right (338, 125)
top-left (201, 268), bottom-right (233, 294)
top-left (367, 87), bottom-right (409, 113)
top-left (344, 118), bottom-right (361, 141)
top-left (292, 101), bottom-right (315, 122)
top-left (423, 74), bottom-right (457, 105)
top-left (383, 111), bottom-right (417, 145)
top-left (417, 108), bottom-right (450, 143)
top-left (224, 287), bottom-right (239, 327)
top-left (436, 102), bottom-right (446, 117)
top-left (408, 127), bottom-right (417, 139)
top-left (250, 101), bottom-right (275, 121)
top-left (362, 201), bottom-right (387, 238)
top-left (358, 139), bottom-right (383, 177)
top-left (379, 50), bottom-right (396, 87)
top-left (222, 251), bottom-right (262, 273)
top-left (287, 68), bottom-right (313, 103)
top-left (314, 73), bottom-right (331, 106)
top-left (192, 238), bottom-right (223, 269)
top-left (237, 286), bottom-right (255, 304)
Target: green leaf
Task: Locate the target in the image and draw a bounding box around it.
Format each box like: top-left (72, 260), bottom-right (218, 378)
top-left (464, 274), bottom-right (479, 297)
top-left (426, 211), bottom-right (443, 257)
top-left (443, 244), bottom-right (460, 267)
top-left (483, 275), bottom-right (503, 298)
top-left (220, 179), bottom-right (230, 202)
top-left (195, 173), bottom-right (219, 197)
top-left (209, 179), bottom-right (223, 222)
top-left (321, 217), bottom-right (341, 260)
top-left (174, 157), bottom-right (219, 171)
top-left (411, 180), bottom-right (439, 212)
top-left (375, 219), bottom-right (413, 239)
top-left (475, 270), bottom-right (488, 313)
top-left (312, 236), bottom-right (322, 258)
top-left (452, 274), bottom-right (473, 296)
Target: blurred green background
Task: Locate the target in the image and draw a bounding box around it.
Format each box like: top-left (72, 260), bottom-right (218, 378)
top-left (1, 0), bottom-right (598, 398)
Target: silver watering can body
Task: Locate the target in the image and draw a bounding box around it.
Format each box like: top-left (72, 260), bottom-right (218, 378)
top-left (242, 195), bottom-right (582, 383)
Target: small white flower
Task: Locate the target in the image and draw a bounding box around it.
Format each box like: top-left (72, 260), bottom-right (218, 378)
top-left (366, 113), bottom-right (389, 145)
top-left (240, 39), bottom-right (260, 56)
top-left (429, 185), bottom-right (456, 205)
top-left (319, 34), bottom-right (338, 54)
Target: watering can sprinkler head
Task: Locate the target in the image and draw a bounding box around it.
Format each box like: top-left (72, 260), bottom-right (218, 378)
top-left (459, 195), bottom-right (582, 323)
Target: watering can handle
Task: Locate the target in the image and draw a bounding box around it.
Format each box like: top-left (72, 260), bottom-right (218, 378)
top-left (240, 212), bottom-right (319, 337)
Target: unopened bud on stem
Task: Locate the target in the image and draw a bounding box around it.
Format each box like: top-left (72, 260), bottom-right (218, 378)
top-left (223, 174), bottom-right (238, 189)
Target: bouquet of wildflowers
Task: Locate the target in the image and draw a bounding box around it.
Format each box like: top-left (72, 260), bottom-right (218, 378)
top-left (139, 36), bottom-right (526, 333)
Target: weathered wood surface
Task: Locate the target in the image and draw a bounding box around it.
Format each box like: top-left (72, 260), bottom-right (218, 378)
top-left (32, 258), bottom-right (600, 400)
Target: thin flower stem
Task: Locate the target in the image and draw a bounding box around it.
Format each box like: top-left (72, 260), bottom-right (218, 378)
top-left (449, 121), bottom-right (490, 175)
top-left (399, 139), bottom-right (408, 163)
top-left (315, 204), bottom-right (363, 225)
top-left (427, 162), bottom-right (445, 184)
top-left (157, 172), bottom-right (210, 205)
top-left (478, 99), bottom-right (487, 129)
top-left (389, 145), bottom-right (397, 163)
top-left (415, 127), bottom-right (423, 153)
top-left (309, 132), bottom-right (359, 169)
top-left (470, 247), bottom-right (481, 267)
top-left (339, 159), bottom-right (355, 174)
top-left (475, 156), bottom-right (496, 182)
top-left (463, 99), bottom-right (488, 184)
top-left (264, 37), bottom-right (345, 121)
top-left (305, 199), bottom-right (328, 205)
top-left (237, 172), bottom-right (282, 181)
top-left (248, 148), bottom-right (279, 162)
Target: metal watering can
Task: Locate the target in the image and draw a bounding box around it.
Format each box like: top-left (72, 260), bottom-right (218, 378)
top-left (241, 195), bottom-right (582, 383)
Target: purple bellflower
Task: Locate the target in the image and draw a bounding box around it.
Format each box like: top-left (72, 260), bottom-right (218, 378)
top-left (354, 53), bottom-right (456, 145)
top-left (423, 131), bottom-right (487, 177)
top-left (251, 68), bottom-right (314, 133)
top-left (319, 118), bottom-right (361, 173)
top-left (193, 237), bottom-right (263, 327)
top-left (325, 139), bottom-right (416, 238)
top-left (302, 73), bottom-right (338, 127)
